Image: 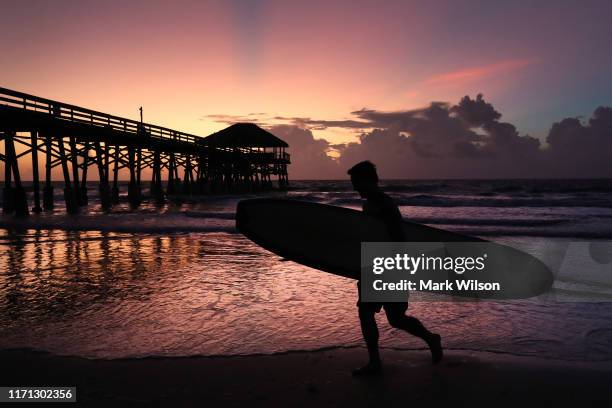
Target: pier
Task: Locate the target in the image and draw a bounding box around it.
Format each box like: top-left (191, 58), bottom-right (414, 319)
top-left (0, 87), bottom-right (290, 216)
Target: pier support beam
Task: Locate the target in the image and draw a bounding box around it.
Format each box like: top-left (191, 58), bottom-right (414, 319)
top-left (30, 131), bottom-right (42, 213)
top-left (69, 137), bottom-right (82, 207)
top-left (4, 132), bottom-right (28, 216)
top-left (127, 146), bottom-right (141, 208)
top-left (167, 153), bottom-right (176, 195)
top-left (79, 142), bottom-right (89, 205)
top-left (43, 133), bottom-right (54, 210)
top-left (2, 133), bottom-right (14, 214)
top-left (182, 155), bottom-right (193, 196)
top-left (58, 137), bottom-right (78, 214)
top-left (94, 141), bottom-right (111, 211)
top-left (112, 146), bottom-right (119, 203)
top-left (150, 149), bottom-right (164, 203)
top-left (195, 155), bottom-right (206, 194)
top-left (136, 147), bottom-right (142, 196)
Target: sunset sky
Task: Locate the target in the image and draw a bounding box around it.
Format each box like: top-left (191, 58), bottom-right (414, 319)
top-left (2, 0), bottom-right (612, 178)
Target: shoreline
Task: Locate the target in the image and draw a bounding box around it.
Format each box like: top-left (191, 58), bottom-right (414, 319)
top-left (2, 347), bottom-right (611, 406)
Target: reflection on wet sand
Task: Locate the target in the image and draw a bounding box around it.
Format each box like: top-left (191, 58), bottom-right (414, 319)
top-left (2, 228), bottom-right (612, 361)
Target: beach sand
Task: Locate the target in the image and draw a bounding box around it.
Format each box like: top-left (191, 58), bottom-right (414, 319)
top-left (1, 347), bottom-right (611, 406)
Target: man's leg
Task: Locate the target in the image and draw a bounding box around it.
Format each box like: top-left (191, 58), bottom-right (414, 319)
top-left (385, 304), bottom-right (443, 364)
top-left (353, 303), bottom-right (382, 375)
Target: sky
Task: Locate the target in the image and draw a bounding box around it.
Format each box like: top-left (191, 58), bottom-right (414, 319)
top-left (2, 0), bottom-right (612, 179)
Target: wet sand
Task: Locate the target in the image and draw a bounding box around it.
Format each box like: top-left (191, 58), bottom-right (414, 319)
top-left (1, 347), bottom-right (611, 406)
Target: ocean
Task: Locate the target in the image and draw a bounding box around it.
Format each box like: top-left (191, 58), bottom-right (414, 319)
top-left (1, 179), bottom-right (612, 361)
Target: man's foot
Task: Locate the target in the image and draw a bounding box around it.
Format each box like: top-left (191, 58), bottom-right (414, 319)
top-left (427, 333), bottom-right (443, 364)
top-left (352, 361), bottom-right (382, 376)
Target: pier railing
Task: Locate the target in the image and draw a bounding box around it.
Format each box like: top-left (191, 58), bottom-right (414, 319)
top-left (1, 86), bottom-right (291, 216)
top-left (0, 87), bottom-right (204, 144)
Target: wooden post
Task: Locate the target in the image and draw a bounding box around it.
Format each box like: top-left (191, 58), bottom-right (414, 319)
top-left (283, 147), bottom-right (289, 188)
top-left (80, 142), bottom-right (89, 205)
top-left (127, 146), bottom-right (140, 208)
top-left (151, 149), bottom-right (164, 203)
top-left (112, 146), bottom-right (119, 203)
top-left (197, 154), bottom-right (207, 194)
top-left (30, 131), bottom-right (42, 212)
top-left (136, 147), bottom-right (142, 203)
top-left (94, 141), bottom-right (111, 211)
top-left (43, 133), bottom-right (54, 210)
top-left (136, 147), bottom-right (142, 186)
top-left (183, 154), bottom-right (192, 195)
top-left (2, 132), bottom-right (14, 214)
top-left (5, 132), bottom-right (28, 216)
top-left (104, 142), bottom-right (110, 186)
top-left (58, 137), bottom-right (78, 214)
top-left (173, 157), bottom-right (180, 194)
top-left (167, 153), bottom-right (175, 195)
top-left (69, 137), bottom-right (81, 206)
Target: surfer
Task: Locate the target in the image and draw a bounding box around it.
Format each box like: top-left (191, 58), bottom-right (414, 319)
top-left (348, 161), bottom-right (443, 375)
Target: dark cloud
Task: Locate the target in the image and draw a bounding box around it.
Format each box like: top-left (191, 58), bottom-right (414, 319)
top-left (335, 95), bottom-right (611, 178)
top-left (544, 106), bottom-right (612, 177)
top-left (266, 125), bottom-right (342, 179)
top-left (206, 95), bottom-right (612, 179)
top-left (451, 94), bottom-right (501, 127)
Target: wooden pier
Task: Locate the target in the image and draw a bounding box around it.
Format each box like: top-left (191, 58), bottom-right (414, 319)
top-left (0, 87), bottom-right (290, 216)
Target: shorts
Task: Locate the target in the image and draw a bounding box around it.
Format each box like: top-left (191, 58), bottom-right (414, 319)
top-left (356, 281), bottom-right (408, 314)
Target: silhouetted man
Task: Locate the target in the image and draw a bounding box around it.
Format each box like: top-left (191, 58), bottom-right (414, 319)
top-left (348, 160), bottom-right (443, 376)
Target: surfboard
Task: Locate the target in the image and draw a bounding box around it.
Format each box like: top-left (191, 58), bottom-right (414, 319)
top-left (236, 198), bottom-right (553, 299)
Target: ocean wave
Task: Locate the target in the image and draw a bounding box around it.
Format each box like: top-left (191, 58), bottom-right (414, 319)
top-left (391, 195), bottom-right (612, 208)
top-left (2, 214), bottom-right (608, 238)
top-left (0, 217), bottom-right (237, 235)
top-left (182, 211), bottom-right (236, 220)
top-left (325, 197), bottom-right (362, 205)
top-left (450, 227), bottom-right (612, 239)
top-left (287, 179), bottom-right (612, 196)
top-left (411, 217), bottom-right (568, 227)
top-left (381, 183), bottom-right (451, 192)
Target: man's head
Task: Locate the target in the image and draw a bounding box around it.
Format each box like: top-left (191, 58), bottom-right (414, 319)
top-left (348, 161), bottom-right (379, 198)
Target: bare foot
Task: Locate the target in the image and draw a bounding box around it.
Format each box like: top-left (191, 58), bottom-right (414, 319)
top-left (352, 361), bottom-right (382, 376)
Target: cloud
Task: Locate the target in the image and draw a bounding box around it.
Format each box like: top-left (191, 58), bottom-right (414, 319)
top-left (544, 106), bottom-right (612, 177)
top-left (203, 113), bottom-right (269, 125)
top-left (267, 125), bottom-right (342, 179)
top-left (424, 59), bottom-right (535, 88)
top-left (451, 94), bottom-right (501, 127)
top-left (270, 116), bottom-right (371, 131)
top-left (336, 95), bottom-right (611, 179)
top-left (205, 95), bottom-right (612, 179)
